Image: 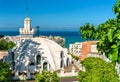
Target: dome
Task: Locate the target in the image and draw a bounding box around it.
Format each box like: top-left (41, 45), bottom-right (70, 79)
top-left (4, 37), bottom-right (71, 73)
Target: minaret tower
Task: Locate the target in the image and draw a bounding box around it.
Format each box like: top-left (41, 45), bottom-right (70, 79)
top-left (19, 0), bottom-right (35, 38)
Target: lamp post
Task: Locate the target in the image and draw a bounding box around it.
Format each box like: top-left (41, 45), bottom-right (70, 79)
top-left (36, 26), bottom-right (40, 37)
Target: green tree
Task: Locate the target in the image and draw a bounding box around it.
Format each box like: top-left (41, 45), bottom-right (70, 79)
top-left (97, 0), bottom-right (120, 64)
top-left (96, 19), bottom-right (120, 63)
top-left (113, 0), bottom-right (120, 22)
top-left (80, 23), bottom-right (97, 40)
top-left (35, 71), bottom-right (60, 82)
top-left (0, 39), bottom-right (15, 50)
top-left (7, 41), bottom-right (16, 49)
top-left (79, 0), bottom-right (120, 64)
top-left (0, 39), bottom-right (7, 50)
top-left (0, 61), bottom-right (10, 82)
top-left (78, 57), bottom-right (119, 82)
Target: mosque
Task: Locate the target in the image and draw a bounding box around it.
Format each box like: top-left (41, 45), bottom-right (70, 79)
top-left (4, 16), bottom-right (72, 80)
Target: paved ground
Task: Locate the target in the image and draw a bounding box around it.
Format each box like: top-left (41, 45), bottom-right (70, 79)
top-left (0, 51), bottom-right (7, 60)
top-left (11, 78), bottom-right (78, 82)
top-left (60, 78), bottom-right (78, 82)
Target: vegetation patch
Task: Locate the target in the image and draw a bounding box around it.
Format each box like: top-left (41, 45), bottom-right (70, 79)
top-left (0, 61), bottom-right (10, 82)
top-left (0, 39), bottom-right (15, 50)
top-left (78, 57), bottom-right (119, 82)
top-left (35, 71), bottom-right (60, 82)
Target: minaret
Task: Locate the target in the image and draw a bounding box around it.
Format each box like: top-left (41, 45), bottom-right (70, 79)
top-left (19, 0), bottom-right (35, 38)
top-left (24, 17), bottom-right (30, 30)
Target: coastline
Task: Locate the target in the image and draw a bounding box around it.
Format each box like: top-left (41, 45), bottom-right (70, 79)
top-left (0, 31), bottom-right (85, 48)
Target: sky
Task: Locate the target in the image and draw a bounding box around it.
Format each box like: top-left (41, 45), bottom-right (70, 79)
top-left (0, 0), bottom-right (117, 31)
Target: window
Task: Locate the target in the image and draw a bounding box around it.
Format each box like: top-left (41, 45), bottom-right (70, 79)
top-left (36, 55), bottom-right (41, 65)
top-left (11, 52), bottom-right (14, 61)
top-left (66, 58), bottom-right (70, 66)
top-left (29, 62), bottom-right (35, 65)
top-left (60, 59), bottom-right (64, 68)
top-left (11, 52), bottom-right (15, 70)
top-left (60, 51), bottom-right (64, 58)
top-left (43, 62), bottom-right (48, 71)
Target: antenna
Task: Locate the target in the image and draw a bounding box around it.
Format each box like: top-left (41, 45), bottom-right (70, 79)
top-left (26, 0), bottom-right (29, 17)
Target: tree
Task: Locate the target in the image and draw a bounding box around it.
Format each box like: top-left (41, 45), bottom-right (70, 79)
top-left (7, 41), bottom-right (16, 49)
top-left (0, 39), bottom-right (15, 50)
top-left (96, 19), bottom-right (120, 63)
top-left (0, 39), bottom-right (7, 50)
top-left (79, 0), bottom-right (120, 64)
top-left (0, 61), bottom-right (10, 82)
top-left (113, 0), bottom-right (120, 22)
top-left (78, 57), bottom-right (119, 82)
top-left (35, 71), bottom-right (60, 82)
top-left (97, 0), bottom-right (120, 64)
top-left (80, 23), bottom-right (97, 40)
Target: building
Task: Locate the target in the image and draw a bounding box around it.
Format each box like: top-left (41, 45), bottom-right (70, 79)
top-left (19, 17), bottom-right (35, 38)
top-left (4, 37), bottom-right (72, 80)
top-left (69, 42), bottom-right (82, 56)
top-left (80, 41), bottom-right (99, 61)
top-left (79, 41), bottom-right (109, 62)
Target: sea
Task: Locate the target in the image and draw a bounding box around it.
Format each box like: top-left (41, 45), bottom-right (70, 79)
top-left (0, 31), bottom-right (85, 48)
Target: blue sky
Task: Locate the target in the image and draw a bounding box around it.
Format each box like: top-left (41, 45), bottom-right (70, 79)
top-left (0, 0), bottom-right (117, 31)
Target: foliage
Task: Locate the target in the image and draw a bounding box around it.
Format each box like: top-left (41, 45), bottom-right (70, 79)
top-left (79, 0), bottom-right (120, 63)
top-left (71, 54), bottom-right (79, 61)
top-left (35, 71), bottom-right (60, 82)
top-left (0, 39), bottom-right (15, 50)
top-left (68, 51), bottom-right (79, 60)
top-left (80, 23), bottom-right (97, 40)
top-left (0, 61), bottom-right (10, 82)
top-left (78, 57), bottom-right (119, 82)
top-left (97, 0), bottom-right (120, 63)
top-left (113, 0), bottom-right (120, 21)
top-left (96, 19), bottom-right (120, 63)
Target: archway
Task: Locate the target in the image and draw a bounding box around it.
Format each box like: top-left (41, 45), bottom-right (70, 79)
top-left (60, 59), bottom-right (64, 68)
top-left (66, 58), bottom-right (70, 66)
top-left (36, 55), bottom-right (41, 65)
top-left (43, 62), bottom-right (48, 71)
top-left (60, 51), bottom-right (64, 59)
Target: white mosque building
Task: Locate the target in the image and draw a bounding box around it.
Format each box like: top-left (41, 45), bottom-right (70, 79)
top-left (4, 17), bottom-right (72, 80)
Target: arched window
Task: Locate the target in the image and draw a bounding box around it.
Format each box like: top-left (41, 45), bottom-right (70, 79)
top-left (43, 62), bottom-right (48, 71)
top-left (60, 51), bottom-right (64, 58)
top-left (36, 55), bottom-right (41, 65)
top-left (11, 52), bottom-right (15, 70)
top-left (66, 58), bottom-right (70, 66)
top-left (11, 52), bottom-right (14, 61)
top-left (60, 59), bottom-right (64, 68)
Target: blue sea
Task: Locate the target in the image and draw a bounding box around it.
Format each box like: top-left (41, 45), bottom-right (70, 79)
top-left (0, 31), bottom-right (85, 48)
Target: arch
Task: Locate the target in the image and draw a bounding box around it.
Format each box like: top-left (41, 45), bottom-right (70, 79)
top-left (11, 52), bottom-right (15, 70)
top-left (43, 62), bottom-right (48, 71)
top-left (60, 51), bottom-right (64, 58)
top-left (36, 55), bottom-right (41, 65)
top-left (66, 58), bottom-right (70, 66)
top-left (60, 59), bottom-right (64, 68)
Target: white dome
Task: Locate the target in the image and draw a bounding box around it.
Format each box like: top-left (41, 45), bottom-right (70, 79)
top-left (4, 37), bottom-right (71, 73)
